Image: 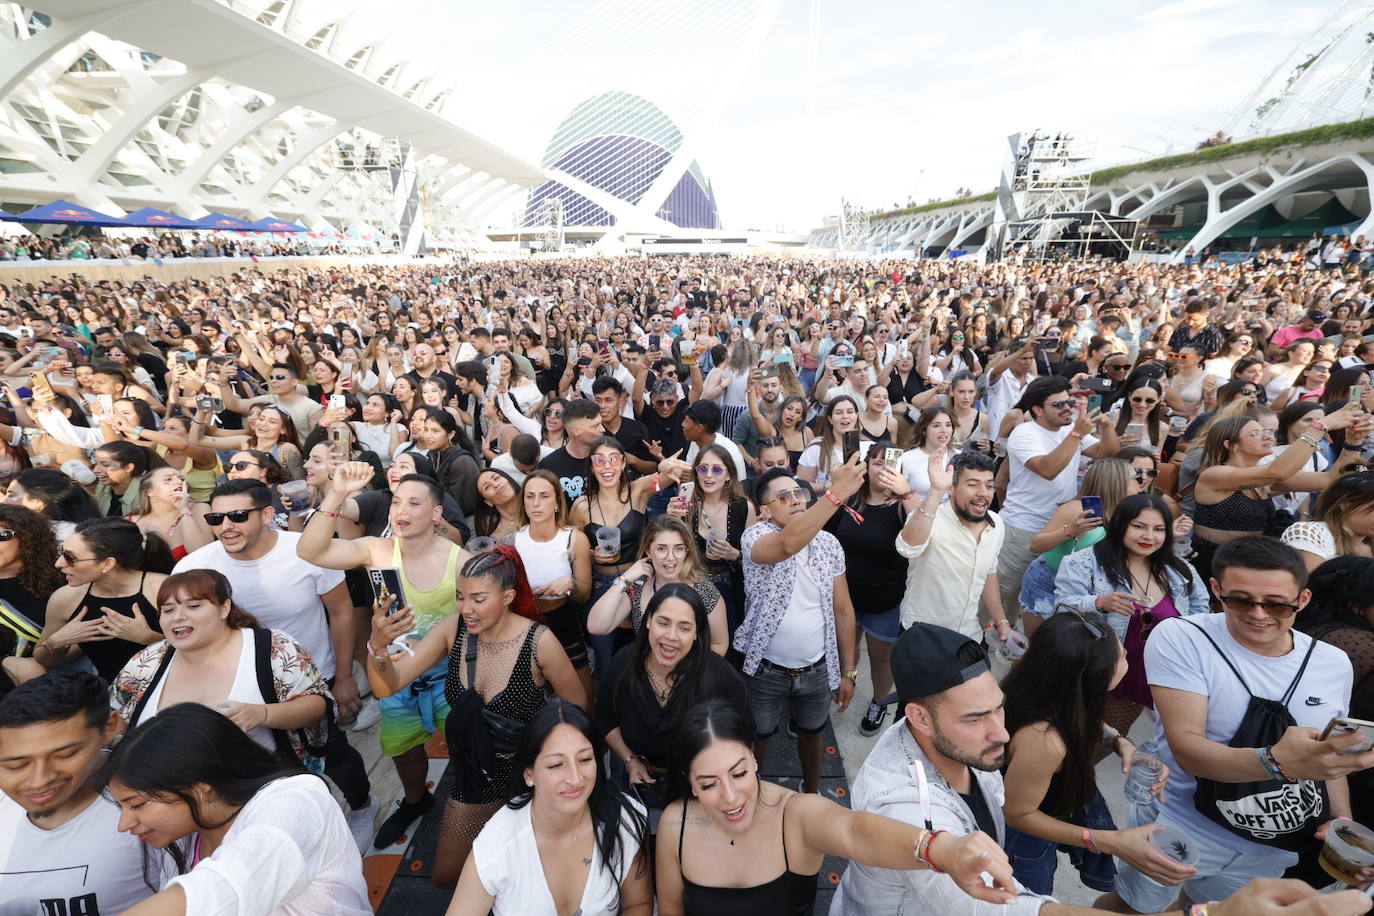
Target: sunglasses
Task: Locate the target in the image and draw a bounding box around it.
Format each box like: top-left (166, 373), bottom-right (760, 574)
top-left (590, 453), bottom-right (623, 468)
top-left (1217, 593), bottom-right (1302, 618)
top-left (651, 399), bottom-right (676, 408)
top-left (269, 374), bottom-right (291, 381)
top-left (768, 487), bottom-right (806, 506)
top-left (228, 460), bottom-right (261, 471)
top-left (544, 409), bottom-right (563, 418)
top-left (1046, 398), bottom-right (1073, 410)
top-left (58, 550), bottom-right (99, 565)
top-left (1130, 396), bottom-right (1158, 405)
top-left (696, 464), bottom-right (728, 477)
top-left (205, 508), bottom-right (256, 526)
top-left (1107, 363), bottom-right (1131, 371)
top-left (1068, 608), bottom-right (1107, 639)
top-left (1134, 468), bottom-right (1159, 480)
top-left (0, 529), bottom-right (13, 542)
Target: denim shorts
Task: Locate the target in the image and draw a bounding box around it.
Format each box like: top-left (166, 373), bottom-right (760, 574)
top-left (747, 659), bottom-right (832, 737)
top-left (857, 602), bottom-right (902, 643)
top-left (1004, 789), bottom-right (1118, 895)
top-left (1115, 805), bottom-right (1297, 912)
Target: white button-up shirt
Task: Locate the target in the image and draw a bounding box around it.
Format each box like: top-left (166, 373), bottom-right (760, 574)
top-left (895, 502), bottom-right (1004, 639)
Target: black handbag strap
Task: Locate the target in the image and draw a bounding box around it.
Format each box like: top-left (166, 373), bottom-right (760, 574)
top-left (465, 622), bottom-right (479, 693)
top-left (1184, 619), bottom-right (1319, 706)
top-left (128, 644), bottom-right (176, 726)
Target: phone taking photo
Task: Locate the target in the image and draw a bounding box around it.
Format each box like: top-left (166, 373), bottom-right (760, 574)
top-left (368, 567), bottom-right (408, 613)
top-left (842, 430), bottom-right (861, 462)
top-left (1080, 496), bottom-right (1103, 519)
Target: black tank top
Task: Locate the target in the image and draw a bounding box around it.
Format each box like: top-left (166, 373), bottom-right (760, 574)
top-left (678, 795), bottom-right (817, 916)
top-left (582, 499), bottom-right (646, 568)
top-left (77, 570), bottom-right (160, 680)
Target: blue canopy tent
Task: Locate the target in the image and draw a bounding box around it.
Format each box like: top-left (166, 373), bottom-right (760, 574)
top-left (120, 207), bottom-right (201, 230)
top-left (192, 212), bottom-right (255, 231)
top-left (0, 199), bottom-right (126, 227)
top-left (244, 217), bottom-right (308, 233)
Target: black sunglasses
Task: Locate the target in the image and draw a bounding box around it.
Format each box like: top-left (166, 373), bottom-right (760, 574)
top-left (205, 508), bottom-right (256, 526)
top-left (228, 460), bottom-right (261, 471)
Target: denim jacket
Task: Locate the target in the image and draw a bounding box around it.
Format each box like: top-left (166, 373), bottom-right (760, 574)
top-left (1053, 548), bottom-right (1209, 640)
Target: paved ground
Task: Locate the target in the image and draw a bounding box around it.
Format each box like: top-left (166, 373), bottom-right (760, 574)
top-left (339, 640), bottom-right (1153, 912)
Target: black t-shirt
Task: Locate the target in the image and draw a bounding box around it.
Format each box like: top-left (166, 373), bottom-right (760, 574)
top-left (540, 447), bottom-right (591, 503)
top-left (637, 401), bottom-right (688, 460)
top-left (415, 368), bottom-right (457, 390)
top-left (0, 576), bottom-right (46, 648)
top-left (606, 416), bottom-right (654, 465)
top-left (824, 499), bottom-right (907, 613)
top-left (959, 777), bottom-right (998, 840)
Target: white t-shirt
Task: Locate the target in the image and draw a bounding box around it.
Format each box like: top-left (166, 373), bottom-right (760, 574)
top-left (764, 547), bottom-right (827, 668)
top-left (163, 775), bottom-right (369, 916)
top-left (1145, 613), bottom-right (1352, 857)
top-left (898, 446), bottom-right (950, 503)
top-left (0, 792), bottom-right (150, 915)
top-left (174, 532), bottom-right (345, 678)
top-left (473, 800), bottom-right (647, 916)
top-left (986, 370), bottom-right (1034, 443)
top-left (1001, 422), bottom-right (1098, 530)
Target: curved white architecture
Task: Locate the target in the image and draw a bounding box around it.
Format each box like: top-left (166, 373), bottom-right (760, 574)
top-left (0, 0), bottom-right (543, 239)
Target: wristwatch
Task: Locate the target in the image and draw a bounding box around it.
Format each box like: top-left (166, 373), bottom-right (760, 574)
top-left (844, 668), bottom-right (859, 682)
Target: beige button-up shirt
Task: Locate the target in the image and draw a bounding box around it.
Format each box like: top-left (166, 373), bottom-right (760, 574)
top-left (895, 501), bottom-right (1004, 639)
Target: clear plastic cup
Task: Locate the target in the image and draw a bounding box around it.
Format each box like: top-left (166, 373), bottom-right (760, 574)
top-left (995, 630), bottom-right (1029, 663)
top-left (1124, 751), bottom-right (1165, 805)
top-left (595, 525), bottom-right (621, 557)
top-left (1147, 823), bottom-right (1200, 866)
top-left (1320, 819), bottom-right (1374, 885)
top-left (278, 479), bottom-right (311, 514)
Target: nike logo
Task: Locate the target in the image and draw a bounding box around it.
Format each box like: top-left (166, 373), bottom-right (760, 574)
top-left (1305, 697), bottom-right (1323, 707)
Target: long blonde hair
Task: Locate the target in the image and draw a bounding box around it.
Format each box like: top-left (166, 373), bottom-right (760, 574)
top-left (634, 514), bottom-right (706, 585)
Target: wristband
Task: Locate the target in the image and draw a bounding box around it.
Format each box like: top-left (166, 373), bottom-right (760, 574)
top-left (316, 509), bottom-right (342, 518)
top-left (1310, 419), bottom-right (1329, 432)
top-left (916, 828), bottom-right (947, 872)
top-left (1101, 726), bottom-right (1120, 750)
top-left (1063, 524), bottom-right (1073, 539)
top-left (365, 641), bottom-right (390, 661)
top-left (652, 473), bottom-right (661, 492)
top-left (1082, 827), bottom-right (1099, 854)
top-left (1342, 441), bottom-right (1365, 451)
top-left (1070, 430), bottom-right (1085, 439)
top-left (825, 490), bottom-right (865, 524)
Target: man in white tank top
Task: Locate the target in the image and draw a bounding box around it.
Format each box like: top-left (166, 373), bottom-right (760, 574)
top-left (0, 671), bottom-right (151, 914)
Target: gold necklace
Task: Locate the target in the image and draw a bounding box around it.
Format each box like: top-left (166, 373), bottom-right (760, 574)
top-left (645, 665), bottom-right (673, 703)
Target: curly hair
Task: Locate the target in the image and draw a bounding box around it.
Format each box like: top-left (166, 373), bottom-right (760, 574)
top-left (0, 504), bottom-right (64, 600)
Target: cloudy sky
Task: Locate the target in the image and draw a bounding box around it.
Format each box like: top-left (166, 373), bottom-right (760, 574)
top-left (318, 0), bottom-right (1335, 231)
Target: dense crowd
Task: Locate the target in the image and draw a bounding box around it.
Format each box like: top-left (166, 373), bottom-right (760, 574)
top-left (1, 251), bottom-right (1374, 915)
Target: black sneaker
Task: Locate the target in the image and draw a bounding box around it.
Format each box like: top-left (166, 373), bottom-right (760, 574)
top-left (372, 790), bottom-right (434, 849)
top-left (860, 702), bottom-right (889, 737)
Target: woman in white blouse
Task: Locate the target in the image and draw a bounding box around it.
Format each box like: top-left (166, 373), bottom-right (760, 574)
top-left (1282, 470), bottom-right (1374, 571)
top-left (102, 703), bottom-right (370, 916)
top-left (450, 700), bottom-right (652, 916)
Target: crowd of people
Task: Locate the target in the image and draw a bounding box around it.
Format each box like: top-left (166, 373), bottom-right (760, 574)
top-left (2, 250), bottom-right (1374, 914)
top-left (0, 232), bottom-right (333, 262)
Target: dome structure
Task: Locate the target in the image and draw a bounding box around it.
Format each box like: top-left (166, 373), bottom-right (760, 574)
top-left (524, 91), bottom-right (720, 229)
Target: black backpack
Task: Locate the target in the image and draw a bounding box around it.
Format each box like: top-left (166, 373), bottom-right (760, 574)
top-left (1187, 620), bottom-right (1328, 850)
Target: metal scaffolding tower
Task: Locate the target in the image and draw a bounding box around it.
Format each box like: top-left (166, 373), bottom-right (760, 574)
top-left (535, 197), bottom-right (565, 252)
top-left (987, 131), bottom-right (1136, 260)
top-left (329, 133), bottom-right (428, 254)
top-left (836, 198), bottom-right (869, 250)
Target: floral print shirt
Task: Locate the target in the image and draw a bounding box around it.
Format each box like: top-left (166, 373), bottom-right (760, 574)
top-left (733, 520), bottom-right (846, 689)
top-left (111, 628), bottom-right (330, 762)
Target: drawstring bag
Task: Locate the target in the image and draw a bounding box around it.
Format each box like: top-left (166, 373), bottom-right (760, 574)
top-left (1187, 621), bottom-right (1327, 849)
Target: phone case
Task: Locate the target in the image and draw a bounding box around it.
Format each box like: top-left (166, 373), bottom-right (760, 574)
top-left (368, 567), bottom-right (408, 611)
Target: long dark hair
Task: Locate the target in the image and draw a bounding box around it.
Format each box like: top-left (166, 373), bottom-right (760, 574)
top-left (74, 517), bottom-right (174, 574)
top-left (1114, 379), bottom-right (1165, 446)
top-left (669, 698), bottom-right (756, 803)
top-left (97, 703), bottom-right (307, 885)
top-left (1092, 493), bottom-right (1194, 596)
top-left (1299, 556), bottom-right (1374, 638)
top-left (615, 583), bottom-right (719, 722)
top-left (505, 701), bottom-right (648, 903)
top-left (1002, 611), bottom-right (1121, 813)
top-left (0, 503), bottom-right (63, 599)
top-left (12, 468), bottom-right (99, 523)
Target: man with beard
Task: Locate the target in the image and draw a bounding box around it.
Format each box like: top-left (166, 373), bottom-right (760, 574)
top-left (0, 671), bottom-right (150, 913)
top-left (896, 450), bottom-right (1011, 644)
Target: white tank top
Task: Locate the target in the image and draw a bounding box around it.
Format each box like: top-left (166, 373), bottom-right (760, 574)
top-left (137, 629), bottom-right (276, 752)
top-left (720, 368), bottom-right (750, 408)
top-left (514, 526), bottom-right (574, 590)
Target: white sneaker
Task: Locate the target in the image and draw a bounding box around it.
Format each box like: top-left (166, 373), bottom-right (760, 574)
top-left (356, 664), bottom-right (372, 698)
top-left (350, 698), bottom-right (381, 732)
top-left (346, 795), bottom-right (379, 853)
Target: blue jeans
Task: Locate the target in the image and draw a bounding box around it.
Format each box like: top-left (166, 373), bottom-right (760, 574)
top-left (585, 569), bottom-right (620, 674)
top-left (1004, 789), bottom-right (1118, 895)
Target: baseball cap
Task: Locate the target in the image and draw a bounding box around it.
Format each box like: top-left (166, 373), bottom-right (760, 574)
top-left (881, 622), bottom-right (991, 706)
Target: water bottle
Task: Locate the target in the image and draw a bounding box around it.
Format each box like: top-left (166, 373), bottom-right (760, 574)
top-left (1124, 748), bottom-right (1165, 805)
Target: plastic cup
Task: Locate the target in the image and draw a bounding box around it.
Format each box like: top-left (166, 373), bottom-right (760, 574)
top-left (995, 630), bottom-right (1029, 663)
top-left (1124, 752), bottom-right (1165, 805)
top-left (595, 525), bottom-right (621, 557)
top-left (467, 536), bottom-right (496, 553)
top-left (1320, 819), bottom-right (1374, 885)
top-left (278, 479), bottom-right (310, 514)
top-left (1147, 823), bottom-right (1200, 866)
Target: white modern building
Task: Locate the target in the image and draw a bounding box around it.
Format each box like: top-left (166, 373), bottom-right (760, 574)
top-left (0, 0), bottom-right (545, 248)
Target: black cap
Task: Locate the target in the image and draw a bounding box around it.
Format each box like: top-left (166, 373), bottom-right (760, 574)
top-left (881, 622), bottom-right (991, 706)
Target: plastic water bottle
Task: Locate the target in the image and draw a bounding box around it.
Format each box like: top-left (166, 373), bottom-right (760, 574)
top-left (1124, 748), bottom-right (1164, 804)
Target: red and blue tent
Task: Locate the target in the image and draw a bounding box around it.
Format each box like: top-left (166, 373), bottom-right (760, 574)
top-left (192, 212), bottom-right (255, 231)
top-left (120, 207), bottom-right (201, 229)
top-left (0, 199), bottom-right (126, 226)
top-left (244, 217), bottom-right (307, 233)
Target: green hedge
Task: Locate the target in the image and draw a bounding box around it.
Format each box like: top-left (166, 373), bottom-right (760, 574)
top-left (866, 117), bottom-right (1374, 224)
top-left (1088, 117), bottom-right (1374, 185)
